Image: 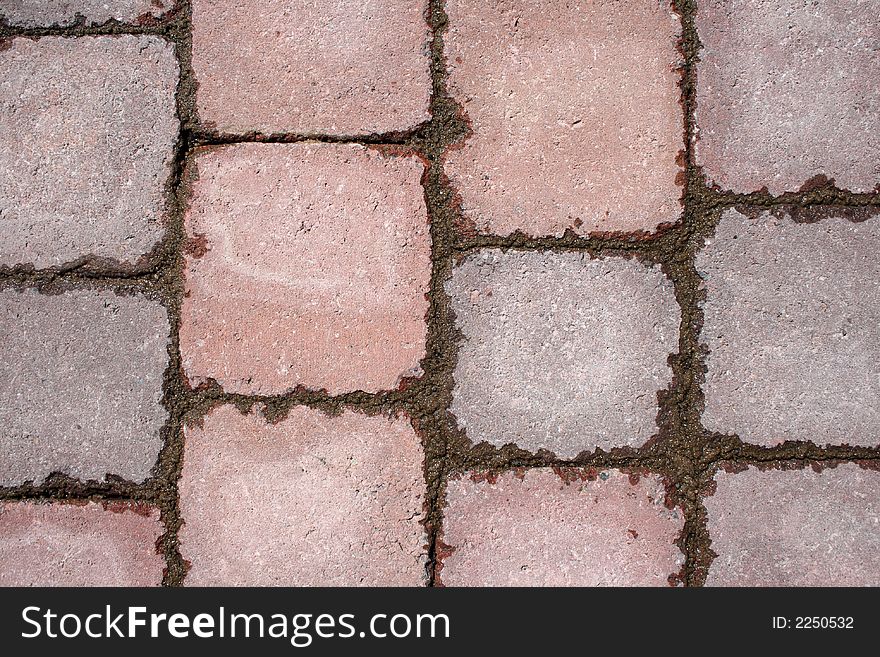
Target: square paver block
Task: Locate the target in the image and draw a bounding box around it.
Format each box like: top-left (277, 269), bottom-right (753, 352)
top-left (191, 0), bottom-right (431, 135)
top-left (0, 288), bottom-right (170, 485)
top-left (447, 251), bottom-right (679, 457)
top-left (706, 464), bottom-right (880, 586)
top-left (179, 405), bottom-right (427, 586)
top-left (444, 0), bottom-right (684, 236)
top-left (0, 36), bottom-right (178, 270)
top-left (696, 0), bottom-right (880, 194)
top-left (180, 143), bottom-right (431, 396)
top-left (0, 501), bottom-right (164, 586)
top-left (0, 1), bottom-right (174, 26)
top-left (698, 207), bottom-right (880, 447)
top-left (442, 468), bottom-right (684, 586)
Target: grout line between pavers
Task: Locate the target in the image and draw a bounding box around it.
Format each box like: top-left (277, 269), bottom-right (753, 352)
top-left (0, 24), bottom-right (170, 39)
top-left (664, 0), bottom-right (712, 588)
top-left (190, 129), bottom-right (424, 147)
top-left (2, 0), bottom-right (879, 589)
top-left (0, 1), bottom-right (185, 38)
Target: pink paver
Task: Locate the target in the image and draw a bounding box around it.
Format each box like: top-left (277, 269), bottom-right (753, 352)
top-left (180, 143), bottom-right (431, 396)
top-left (179, 405), bottom-right (427, 586)
top-left (190, 0), bottom-right (431, 135)
top-left (698, 207), bottom-right (880, 447)
top-left (447, 251), bottom-right (679, 457)
top-left (705, 464), bottom-right (880, 586)
top-left (0, 501), bottom-right (164, 586)
top-left (444, 0), bottom-right (684, 237)
top-left (695, 0), bottom-right (880, 194)
top-left (442, 469), bottom-right (684, 586)
top-left (0, 1), bottom-right (174, 26)
top-left (0, 36), bottom-right (178, 270)
top-left (0, 288), bottom-right (170, 486)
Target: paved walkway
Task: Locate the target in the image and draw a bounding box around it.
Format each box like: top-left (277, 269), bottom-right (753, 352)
top-left (0, 1), bottom-right (878, 586)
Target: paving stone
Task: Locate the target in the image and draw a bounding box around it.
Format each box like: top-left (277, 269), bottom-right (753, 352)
top-left (0, 1), bottom-right (174, 26)
top-left (698, 207), bottom-right (880, 447)
top-left (447, 251), bottom-right (679, 456)
top-left (0, 36), bottom-right (178, 269)
top-left (444, 0), bottom-right (684, 236)
top-left (191, 0), bottom-right (431, 135)
top-left (705, 464), bottom-right (880, 586)
top-left (695, 0), bottom-right (880, 194)
top-left (442, 468), bottom-right (684, 586)
top-left (0, 288), bottom-right (170, 485)
top-left (0, 501), bottom-right (164, 586)
top-left (179, 405), bottom-right (427, 586)
top-left (180, 143), bottom-right (431, 396)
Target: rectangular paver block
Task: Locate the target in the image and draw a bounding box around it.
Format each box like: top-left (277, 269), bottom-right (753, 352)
top-left (696, 0), bottom-right (880, 193)
top-left (0, 501), bottom-right (164, 586)
top-left (0, 288), bottom-right (170, 485)
top-left (191, 0), bottom-right (431, 135)
top-left (179, 405), bottom-right (427, 586)
top-left (445, 0), bottom-right (684, 236)
top-left (180, 143), bottom-right (431, 396)
top-left (698, 207), bottom-right (880, 447)
top-left (0, 36), bottom-right (179, 269)
top-left (447, 251), bottom-right (679, 457)
top-left (0, 1), bottom-right (174, 26)
top-left (705, 464), bottom-right (880, 586)
top-left (442, 468), bottom-right (684, 586)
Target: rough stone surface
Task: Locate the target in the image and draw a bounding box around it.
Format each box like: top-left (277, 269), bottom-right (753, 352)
top-left (0, 36), bottom-right (178, 269)
top-left (0, 289), bottom-right (170, 485)
top-left (0, 501), bottom-right (164, 586)
top-left (698, 208), bottom-right (880, 447)
top-left (179, 405), bottom-right (427, 586)
top-left (0, 1), bottom-right (173, 26)
top-left (191, 0), bottom-right (431, 135)
top-left (444, 0), bottom-right (684, 236)
top-left (695, 0), bottom-right (880, 194)
top-left (447, 251), bottom-right (679, 456)
top-left (442, 469), bottom-right (684, 586)
top-left (180, 143), bottom-right (431, 396)
top-left (706, 464), bottom-right (880, 586)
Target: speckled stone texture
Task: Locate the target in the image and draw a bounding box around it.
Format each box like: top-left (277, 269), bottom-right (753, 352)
top-left (442, 469), bottom-right (684, 586)
top-left (0, 289), bottom-right (170, 485)
top-left (191, 0), bottom-right (431, 135)
top-left (447, 251), bottom-right (679, 456)
top-left (698, 207), bottom-right (880, 447)
top-left (179, 405), bottom-right (427, 586)
top-left (0, 36), bottom-right (178, 270)
top-left (705, 464), bottom-right (880, 586)
top-left (0, 1), bottom-right (174, 26)
top-left (695, 0), bottom-right (880, 194)
top-left (0, 501), bottom-right (164, 586)
top-left (180, 143), bottom-right (431, 396)
top-left (444, 0), bottom-right (684, 237)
